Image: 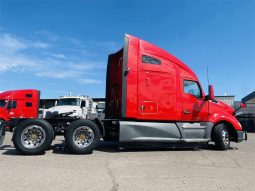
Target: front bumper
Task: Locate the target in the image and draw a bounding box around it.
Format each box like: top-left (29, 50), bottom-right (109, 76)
top-left (237, 131), bottom-right (247, 143)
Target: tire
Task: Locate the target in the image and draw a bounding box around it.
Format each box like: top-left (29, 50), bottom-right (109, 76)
top-left (213, 123), bottom-right (230, 150)
top-left (65, 120), bottom-right (100, 154)
top-left (13, 119), bottom-right (54, 155)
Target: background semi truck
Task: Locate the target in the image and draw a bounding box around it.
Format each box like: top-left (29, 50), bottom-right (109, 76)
top-left (0, 90), bottom-right (39, 127)
top-left (0, 34), bottom-right (247, 155)
top-left (42, 95), bottom-right (98, 133)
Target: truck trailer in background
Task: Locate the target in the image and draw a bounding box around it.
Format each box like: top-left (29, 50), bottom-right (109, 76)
top-left (235, 91), bottom-right (255, 132)
top-left (0, 34), bottom-right (247, 155)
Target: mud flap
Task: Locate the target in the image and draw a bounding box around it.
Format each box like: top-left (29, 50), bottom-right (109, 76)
top-left (0, 121), bottom-right (6, 146)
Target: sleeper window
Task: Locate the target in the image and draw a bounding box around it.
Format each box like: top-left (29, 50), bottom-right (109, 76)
top-left (142, 55), bottom-right (161, 65)
top-left (25, 94), bottom-right (32, 98)
top-left (26, 102), bottom-right (33, 107)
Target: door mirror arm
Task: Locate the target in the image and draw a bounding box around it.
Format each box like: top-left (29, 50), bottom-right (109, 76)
top-left (204, 95), bottom-right (210, 101)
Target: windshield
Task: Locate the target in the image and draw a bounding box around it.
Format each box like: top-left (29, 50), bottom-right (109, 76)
top-left (0, 100), bottom-right (7, 108)
top-left (57, 98), bottom-right (80, 106)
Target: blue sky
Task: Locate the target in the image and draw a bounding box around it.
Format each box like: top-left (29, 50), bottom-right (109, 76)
top-left (0, 0), bottom-right (254, 100)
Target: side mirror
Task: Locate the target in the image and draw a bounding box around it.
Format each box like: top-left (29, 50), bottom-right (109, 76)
top-left (6, 100), bottom-right (17, 111)
top-left (6, 105), bottom-right (11, 112)
top-left (234, 102), bottom-right (247, 113)
top-left (7, 101), bottom-right (13, 111)
top-left (240, 103), bottom-right (246, 108)
top-left (208, 85), bottom-right (215, 100)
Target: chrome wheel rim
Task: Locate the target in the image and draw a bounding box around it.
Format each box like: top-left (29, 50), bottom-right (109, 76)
top-left (21, 125), bottom-right (46, 148)
top-left (72, 126), bottom-right (94, 148)
top-left (222, 129), bottom-right (230, 146)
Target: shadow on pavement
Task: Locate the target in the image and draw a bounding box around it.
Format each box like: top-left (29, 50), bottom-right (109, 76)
top-left (52, 140), bottom-right (210, 154)
top-left (0, 145), bottom-right (26, 156)
top-left (0, 140), bottom-right (237, 155)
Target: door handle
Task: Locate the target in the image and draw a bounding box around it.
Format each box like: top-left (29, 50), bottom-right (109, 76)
top-left (140, 105), bottom-right (145, 111)
top-left (124, 67), bottom-right (130, 76)
top-left (183, 110), bottom-right (190, 114)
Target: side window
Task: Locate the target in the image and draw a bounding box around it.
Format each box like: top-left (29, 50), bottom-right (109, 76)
top-left (7, 101), bottom-right (17, 109)
top-left (0, 100), bottom-right (7, 108)
top-left (25, 94), bottom-right (32, 98)
top-left (183, 80), bottom-right (202, 98)
top-left (26, 102), bottom-right (33, 107)
top-left (81, 101), bottom-right (86, 108)
top-left (142, 55), bottom-right (161, 65)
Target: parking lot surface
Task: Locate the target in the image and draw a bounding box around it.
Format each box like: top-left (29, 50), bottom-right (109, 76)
top-left (0, 132), bottom-right (255, 191)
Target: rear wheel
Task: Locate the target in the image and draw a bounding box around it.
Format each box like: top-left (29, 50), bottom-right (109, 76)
top-left (13, 119), bottom-right (54, 155)
top-left (65, 120), bottom-right (100, 154)
top-left (213, 123), bottom-right (230, 150)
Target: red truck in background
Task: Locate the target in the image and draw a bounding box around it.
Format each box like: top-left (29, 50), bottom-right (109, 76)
top-left (0, 34), bottom-right (247, 155)
top-left (0, 90), bottom-right (39, 126)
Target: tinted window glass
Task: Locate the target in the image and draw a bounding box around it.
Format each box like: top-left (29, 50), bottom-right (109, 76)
top-left (184, 80), bottom-right (202, 98)
top-left (81, 101), bottom-right (86, 108)
top-left (25, 94), bottom-right (32, 98)
top-left (7, 101), bottom-right (17, 109)
top-left (26, 102), bottom-right (32, 107)
top-left (58, 98), bottom-right (80, 106)
top-left (0, 100), bottom-right (7, 108)
top-left (142, 55), bottom-right (161, 65)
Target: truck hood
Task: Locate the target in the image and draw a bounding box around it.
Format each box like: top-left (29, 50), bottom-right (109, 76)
top-left (46, 106), bottom-right (80, 114)
top-left (211, 100), bottom-right (234, 115)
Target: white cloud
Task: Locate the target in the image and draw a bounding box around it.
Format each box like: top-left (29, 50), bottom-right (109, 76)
top-left (51, 54), bottom-right (67, 59)
top-left (35, 30), bottom-right (86, 48)
top-left (36, 70), bottom-right (82, 79)
top-left (89, 41), bottom-right (120, 51)
top-left (67, 38), bottom-right (86, 48)
top-left (33, 41), bottom-right (49, 49)
top-left (34, 30), bottom-right (60, 41)
top-left (0, 54), bottom-right (39, 72)
top-left (0, 34), bottom-right (28, 52)
top-left (69, 62), bottom-right (105, 70)
top-left (0, 31), bottom-right (109, 85)
top-left (79, 79), bottom-right (102, 84)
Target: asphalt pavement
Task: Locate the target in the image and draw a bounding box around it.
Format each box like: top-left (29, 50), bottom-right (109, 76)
top-left (0, 132), bottom-right (254, 191)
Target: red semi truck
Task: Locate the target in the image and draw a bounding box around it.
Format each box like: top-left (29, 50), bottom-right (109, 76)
top-left (0, 90), bottom-right (39, 125)
top-left (0, 34), bottom-right (247, 154)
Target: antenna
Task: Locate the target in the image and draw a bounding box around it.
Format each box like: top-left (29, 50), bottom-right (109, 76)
top-left (11, 90), bottom-right (13, 105)
top-left (206, 66), bottom-right (210, 86)
top-left (206, 66), bottom-right (210, 115)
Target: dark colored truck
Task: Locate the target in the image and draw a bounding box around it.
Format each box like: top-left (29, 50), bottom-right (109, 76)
top-left (0, 34), bottom-right (247, 155)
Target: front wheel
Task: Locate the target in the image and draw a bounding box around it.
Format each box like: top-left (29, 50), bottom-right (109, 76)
top-left (13, 119), bottom-right (54, 155)
top-left (213, 123), bottom-right (230, 150)
top-left (65, 120), bottom-right (100, 154)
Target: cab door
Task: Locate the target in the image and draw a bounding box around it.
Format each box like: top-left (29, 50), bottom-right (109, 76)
top-left (6, 100), bottom-right (20, 118)
top-left (181, 79), bottom-right (208, 121)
